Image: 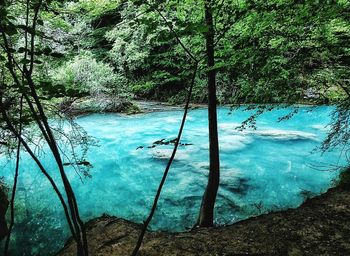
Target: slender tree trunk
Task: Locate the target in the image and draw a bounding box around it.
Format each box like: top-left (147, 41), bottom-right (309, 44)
top-left (4, 95), bottom-right (23, 255)
top-left (199, 0), bottom-right (220, 227)
top-left (0, 188), bottom-right (9, 241)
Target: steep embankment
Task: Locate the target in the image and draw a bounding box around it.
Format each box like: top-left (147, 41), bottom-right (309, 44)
top-left (58, 186), bottom-right (350, 255)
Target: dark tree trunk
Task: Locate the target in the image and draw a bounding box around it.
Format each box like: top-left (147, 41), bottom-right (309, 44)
top-left (199, 0), bottom-right (220, 227)
top-left (0, 188), bottom-right (9, 241)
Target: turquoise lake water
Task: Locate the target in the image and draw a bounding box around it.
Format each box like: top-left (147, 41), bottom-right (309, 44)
top-left (0, 106), bottom-right (346, 255)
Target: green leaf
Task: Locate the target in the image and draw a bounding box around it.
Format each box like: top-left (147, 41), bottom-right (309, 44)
top-left (3, 24), bottom-right (18, 36)
top-left (42, 47), bottom-right (52, 55)
top-left (17, 47), bottom-right (27, 53)
top-left (34, 59), bottom-right (43, 64)
top-left (197, 25), bottom-right (209, 33)
top-left (50, 52), bottom-right (64, 58)
top-left (20, 59), bottom-right (31, 65)
top-left (34, 50), bottom-right (43, 56)
top-left (0, 8), bottom-right (7, 18)
top-left (5, 62), bottom-right (12, 69)
top-left (38, 81), bottom-right (52, 88)
top-left (17, 25), bottom-right (36, 35)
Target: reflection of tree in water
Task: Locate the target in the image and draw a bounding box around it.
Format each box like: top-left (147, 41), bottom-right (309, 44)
top-left (4, 176), bottom-right (68, 255)
top-left (11, 204), bottom-right (66, 255)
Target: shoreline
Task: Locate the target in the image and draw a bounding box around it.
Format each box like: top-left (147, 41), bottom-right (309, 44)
top-left (58, 185), bottom-right (350, 255)
top-left (64, 97), bottom-right (334, 118)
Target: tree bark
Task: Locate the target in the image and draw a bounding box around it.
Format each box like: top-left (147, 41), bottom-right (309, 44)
top-left (0, 187), bottom-right (9, 241)
top-left (199, 0), bottom-right (220, 227)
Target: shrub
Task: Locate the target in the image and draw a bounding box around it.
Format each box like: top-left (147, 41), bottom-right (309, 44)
top-left (131, 81), bottom-right (157, 98)
top-left (52, 51), bottom-right (127, 96)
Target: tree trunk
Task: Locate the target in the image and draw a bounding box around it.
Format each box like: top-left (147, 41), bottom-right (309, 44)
top-left (0, 187), bottom-right (9, 241)
top-left (199, 0), bottom-right (220, 227)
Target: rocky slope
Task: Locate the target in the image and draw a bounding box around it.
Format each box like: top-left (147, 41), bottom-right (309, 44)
top-left (57, 186), bottom-right (350, 256)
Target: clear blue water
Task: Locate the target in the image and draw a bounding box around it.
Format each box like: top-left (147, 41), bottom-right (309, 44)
top-left (0, 106), bottom-right (345, 255)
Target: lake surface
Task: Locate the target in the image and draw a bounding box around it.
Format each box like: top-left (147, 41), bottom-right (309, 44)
top-left (0, 106), bottom-right (345, 255)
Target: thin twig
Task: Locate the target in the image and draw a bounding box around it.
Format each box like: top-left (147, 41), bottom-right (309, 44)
top-left (131, 62), bottom-right (198, 256)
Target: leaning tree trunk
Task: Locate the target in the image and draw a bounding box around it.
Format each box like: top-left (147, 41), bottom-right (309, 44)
top-left (199, 0), bottom-right (220, 227)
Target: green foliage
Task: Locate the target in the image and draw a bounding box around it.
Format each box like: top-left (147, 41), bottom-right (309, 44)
top-left (131, 81), bottom-right (156, 97)
top-left (52, 51), bottom-right (127, 96)
top-left (220, 0), bottom-right (350, 104)
top-left (1, 0), bottom-right (349, 105)
top-left (106, 18), bottom-right (152, 73)
top-left (77, 0), bottom-right (122, 19)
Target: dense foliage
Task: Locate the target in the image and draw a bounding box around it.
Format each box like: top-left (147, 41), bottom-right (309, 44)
top-left (1, 0), bottom-right (349, 105)
top-left (37, 0), bottom-right (348, 104)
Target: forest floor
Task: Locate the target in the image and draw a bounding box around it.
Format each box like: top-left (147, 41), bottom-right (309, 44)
top-left (57, 185), bottom-right (350, 256)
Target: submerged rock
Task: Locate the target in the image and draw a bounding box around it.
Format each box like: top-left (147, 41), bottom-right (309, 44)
top-left (220, 176), bottom-right (251, 196)
top-left (252, 129), bottom-right (318, 141)
top-left (57, 186), bottom-right (350, 255)
top-left (150, 148), bottom-right (196, 161)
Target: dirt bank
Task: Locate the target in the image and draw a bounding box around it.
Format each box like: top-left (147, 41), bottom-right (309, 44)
top-left (57, 185), bottom-right (350, 256)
